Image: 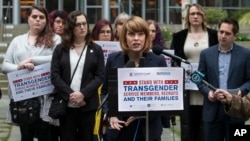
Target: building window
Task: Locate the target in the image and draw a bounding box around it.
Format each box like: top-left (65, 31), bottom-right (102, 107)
top-left (87, 0), bottom-right (102, 23)
top-left (169, 0), bottom-right (182, 24)
top-left (20, 0), bottom-right (45, 23)
top-left (146, 0), bottom-right (158, 20)
top-left (2, 0), bottom-right (13, 23)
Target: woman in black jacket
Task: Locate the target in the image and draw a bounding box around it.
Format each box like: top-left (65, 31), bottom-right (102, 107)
top-left (170, 3), bottom-right (218, 141)
top-left (51, 11), bottom-right (104, 141)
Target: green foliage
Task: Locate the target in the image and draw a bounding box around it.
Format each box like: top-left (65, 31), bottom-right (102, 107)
top-left (239, 12), bottom-right (250, 25)
top-left (236, 33), bottom-right (250, 41)
top-left (205, 8), bottom-right (228, 25)
top-left (230, 9), bottom-right (250, 21)
top-left (161, 25), bottom-right (172, 41)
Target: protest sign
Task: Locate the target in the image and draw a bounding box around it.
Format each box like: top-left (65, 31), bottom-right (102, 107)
top-left (7, 63), bottom-right (54, 101)
top-left (94, 41), bottom-right (121, 64)
top-left (181, 62), bottom-right (199, 90)
top-left (163, 49), bottom-right (174, 66)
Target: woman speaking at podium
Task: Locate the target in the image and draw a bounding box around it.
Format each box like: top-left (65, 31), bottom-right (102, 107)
top-left (101, 16), bottom-right (167, 141)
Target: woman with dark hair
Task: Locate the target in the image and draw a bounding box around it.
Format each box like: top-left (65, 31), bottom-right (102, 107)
top-left (48, 10), bottom-right (68, 141)
top-left (147, 19), bottom-right (173, 131)
top-left (92, 18), bottom-right (114, 141)
top-left (48, 10), bottom-right (67, 36)
top-left (51, 11), bottom-right (104, 141)
top-left (147, 19), bottom-right (165, 47)
top-left (2, 5), bottom-right (61, 141)
top-left (92, 19), bottom-right (114, 41)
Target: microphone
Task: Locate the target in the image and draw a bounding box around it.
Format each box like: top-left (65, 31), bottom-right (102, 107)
top-left (124, 60), bottom-right (135, 68)
top-left (190, 70), bottom-right (217, 91)
top-left (124, 57), bottom-right (145, 68)
top-left (139, 57), bottom-right (145, 67)
top-left (152, 45), bottom-right (190, 64)
top-left (98, 94), bottom-right (109, 110)
top-left (99, 58), bottom-right (139, 111)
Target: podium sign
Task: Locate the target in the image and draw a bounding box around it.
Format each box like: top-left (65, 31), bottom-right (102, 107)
top-left (118, 67), bottom-right (184, 111)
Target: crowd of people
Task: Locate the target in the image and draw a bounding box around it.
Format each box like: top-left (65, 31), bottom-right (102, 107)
top-left (1, 3), bottom-right (250, 141)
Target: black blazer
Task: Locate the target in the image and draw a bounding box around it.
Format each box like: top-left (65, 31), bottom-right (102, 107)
top-left (101, 51), bottom-right (166, 141)
top-left (51, 42), bottom-right (105, 112)
top-left (170, 28), bottom-right (218, 66)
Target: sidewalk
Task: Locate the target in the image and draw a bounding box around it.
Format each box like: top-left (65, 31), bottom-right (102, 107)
top-left (0, 94), bottom-right (181, 141)
top-left (6, 127), bottom-right (180, 141)
top-left (8, 126), bottom-right (20, 141)
top-left (162, 124), bottom-right (181, 141)
top-left (0, 95), bottom-right (26, 141)
top-left (0, 95), bottom-right (12, 141)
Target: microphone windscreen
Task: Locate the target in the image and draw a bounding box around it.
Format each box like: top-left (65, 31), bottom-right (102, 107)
top-left (190, 70), bottom-right (205, 84)
top-left (97, 94), bottom-right (109, 110)
top-left (125, 60), bottom-right (135, 68)
top-left (152, 45), bottom-right (164, 55)
top-left (139, 57), bottom-right (145, 67)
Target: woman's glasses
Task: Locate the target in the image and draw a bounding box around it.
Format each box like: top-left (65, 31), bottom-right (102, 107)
top-left (31, 15), bottom-right (45, 20)
top-left (54, 20), bottom-right (65, 25)
top-left (75, 22), bottom-right (87, 28)
top-left (189, 12), bottom-right (203, 16)
top-left (100, 30), bottom-right (111, 35)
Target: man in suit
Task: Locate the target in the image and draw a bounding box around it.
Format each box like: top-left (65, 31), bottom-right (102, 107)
top-left (197, 18), bottom-right (250, 141)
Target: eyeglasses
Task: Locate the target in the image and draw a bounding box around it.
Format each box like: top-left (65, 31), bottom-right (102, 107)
top-left (189, 12), bottom-right (203, 16)
top-left (31, 15), bottom-right (45, 20)
top-left (100, 30), bottom-right (111, 35)
top-left (75, 22), bottom-right (87, 28)
top-left (54, 20), bottom-right (65, 25)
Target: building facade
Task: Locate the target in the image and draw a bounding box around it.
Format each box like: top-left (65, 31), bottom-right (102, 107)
top-left (0, 0), bottom-right (250, 25)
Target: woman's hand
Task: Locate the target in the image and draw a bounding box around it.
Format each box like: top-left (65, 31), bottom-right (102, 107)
top-left (26, 63), bottom-right (35, 70)
top-left (69, 91), bottom-right (85, 106)
top-left (109, 117), bottom-right (126, 130)
top-left (18, 58), bottom-right (33, 70)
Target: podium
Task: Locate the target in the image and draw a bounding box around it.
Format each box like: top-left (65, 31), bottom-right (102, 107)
top-left (107, 67), bottom-right (185, 141)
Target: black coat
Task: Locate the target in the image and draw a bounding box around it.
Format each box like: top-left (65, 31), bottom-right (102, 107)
top-left (51, 42), bottom-right (105, 112)
top-left (170, 28), bottom-right (218, 66)
top-left (101, 51), bottom-right (166, 141)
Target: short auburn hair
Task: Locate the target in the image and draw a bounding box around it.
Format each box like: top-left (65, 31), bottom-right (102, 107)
top-left (119, 16), bottom-right (152, 54)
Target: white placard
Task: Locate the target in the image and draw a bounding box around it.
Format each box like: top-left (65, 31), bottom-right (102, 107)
top-left (94, 41), bottom-right (121, 64)
top-left (163, 49), bottom-right (174, 67)
top-left (117, 67), bottom-right (184, 111)
top-left (7, 63), bottom-right (54, 101)
top-left (181, 62), bottom-right (199, 90)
